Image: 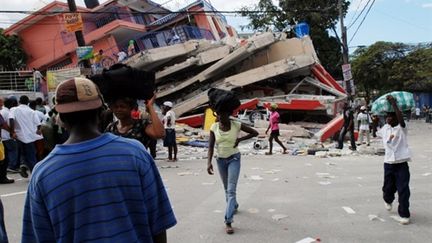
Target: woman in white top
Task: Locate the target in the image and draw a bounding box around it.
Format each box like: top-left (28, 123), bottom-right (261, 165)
top-left (207, 110), bottom-right (258, 234)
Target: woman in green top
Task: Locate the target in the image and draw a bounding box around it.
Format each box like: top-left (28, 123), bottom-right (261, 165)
top-left (207, 110), bottom-right (258, 234)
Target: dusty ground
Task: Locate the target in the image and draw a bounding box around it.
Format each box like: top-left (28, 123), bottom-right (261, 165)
top-left (1, 120), bottom-right (431, 243)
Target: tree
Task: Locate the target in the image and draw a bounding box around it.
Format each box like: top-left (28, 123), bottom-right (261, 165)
top-left (240, 0), bottom-right (350, 78)
top-left (0, 28), bottom-right (27, 70)
top-left (351, 42), bottom-right (409, 99)
top-left (390, 47), bottom-right (432, 92)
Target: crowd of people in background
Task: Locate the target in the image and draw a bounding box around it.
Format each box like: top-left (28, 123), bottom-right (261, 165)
top-left (0, 92), bottom-right (179, 185)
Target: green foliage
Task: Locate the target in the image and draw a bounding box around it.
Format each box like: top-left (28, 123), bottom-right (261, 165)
top-left (351, 42), bottom-right (432, 97)
top-left (0, 28), bottom-right (27, 70)
top-left (240, 0), bottom-right (350, 78)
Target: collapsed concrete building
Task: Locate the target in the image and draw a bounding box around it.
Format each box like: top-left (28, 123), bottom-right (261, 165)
top-left (124, 32), bottom-right (348, 141)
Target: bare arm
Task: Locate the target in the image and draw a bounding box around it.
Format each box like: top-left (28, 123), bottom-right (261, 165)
top-left (9, 118), bottom-right (16, 139)
top-left (387, 95), bottom-right (406, 128)
top-left (207, 131), bottom-right (215, 175)
top-left (144, 95), bottom-right (165, 139)
top-left (152, 230), bottom-right (167, 243)
top-left (234, 124), bottom-right (259, 147)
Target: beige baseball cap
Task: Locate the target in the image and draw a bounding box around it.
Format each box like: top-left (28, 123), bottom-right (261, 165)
top-left (55, 77), bottom-right (103, 113)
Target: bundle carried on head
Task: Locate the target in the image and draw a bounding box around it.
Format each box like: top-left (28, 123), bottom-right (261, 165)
top-left (371, 91), bottom-right (414, 115)
top-left (207, 88), bottom-right (240, 113)
top-left (89, 64), bottom-right (155, 103)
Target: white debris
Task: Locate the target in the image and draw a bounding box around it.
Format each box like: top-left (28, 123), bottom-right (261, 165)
top-left (272, 178), bottom-right (280, 182)
top-left (267, 209), bottom-right (276, 213)
top-left (315, 151), bottom-right (328, 158)
top-left (422, 172), bottom-right (431, 177)
top-left (342, 206), bottom-right (356, 214)
top-left (295, 237), bottom-right (318, 243)
top-left (325, 162), bottom-right (337, 166)
top-left (272, 214), bottom-right (288, 221)
top-left (305, 163), bottom-right (313, 166)
top-left (201, 182), bottom-right (216, 186)
top-left (318, 181), bottom-right (331, 186)
top-left (213, 210), bottom-right (223, 213)
top-left (177, 171), bottom-right (193, 176)
top-left (250, 175), bottom-right (264, 181)
top-left (368, 214), bottom-right (385, 222)
top-left (248, 208), bottom-right (260, 214)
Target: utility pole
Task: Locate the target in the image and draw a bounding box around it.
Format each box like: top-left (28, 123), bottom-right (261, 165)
top-left (67, 0), bottom-right (90, 68)
top-left (338, 0), bottom-right (352, 96)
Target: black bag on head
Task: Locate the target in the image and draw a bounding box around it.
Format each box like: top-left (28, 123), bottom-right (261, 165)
top-left (208, 88), bottom-right (240, 113)
top-left (89, 64), bottom-right (155, 103)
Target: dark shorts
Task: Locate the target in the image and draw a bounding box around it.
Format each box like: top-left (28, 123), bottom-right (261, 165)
top-left (270, 129), bottom-right (280, 137)
top-left (163, 129), bottom-right (176, 147)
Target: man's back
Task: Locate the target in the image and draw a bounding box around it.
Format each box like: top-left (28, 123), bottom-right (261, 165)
top-left (22, 133), bottom-right (176, 243)
top-left (10, 105), bottom-right (40, 143)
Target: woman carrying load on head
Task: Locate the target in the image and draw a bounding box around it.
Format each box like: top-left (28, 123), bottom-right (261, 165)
top-left (105, 95), bottom-right (164, 150)
top-left (206, 89), bottom-right (258, 234)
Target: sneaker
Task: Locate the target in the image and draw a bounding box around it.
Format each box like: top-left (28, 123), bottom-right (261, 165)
top-left (384, 202), bottom-right (392, 211)
top-left (399, 217), bottom-right (410, 225)
top-left (20, 165), bottom-right (29, 178)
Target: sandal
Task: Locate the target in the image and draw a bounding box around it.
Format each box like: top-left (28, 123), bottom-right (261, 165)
top-left (225, 224), bottom-right (234, 234)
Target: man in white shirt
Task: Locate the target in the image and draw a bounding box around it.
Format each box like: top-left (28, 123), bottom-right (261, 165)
top-left (376, 95), bottom-right (411, 225)
top-left (415, 107), bottom-right (420, 119)
top-left (357, 106), bottom-right (372, 146)
top-left (0, 97), bottom-right (19, 175)
top-left (162, 101), bottom-right (177, 161)
top-left (9, 95), bottom-right (42, 177)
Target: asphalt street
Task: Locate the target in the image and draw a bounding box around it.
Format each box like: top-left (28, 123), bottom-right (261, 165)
top-left (1, 120), bottom-right (431, 243)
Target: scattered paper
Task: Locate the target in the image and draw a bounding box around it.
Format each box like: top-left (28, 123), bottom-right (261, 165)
top-left (318, 181), bottom-right (331, 186)
top-left (305, 163), bottom-right (313, 166)
top-left (272, 214), bottom-right (288, 221)
top-left (264, 170), bottom-right (276, 174)
top-left (296, 237), bottom-right (317, 243)
top-left (201, 182), bottom-right (215, 186)
top-left (422, 172), bottom-right (431, 177)
top-left (213, 210), bottom-right (223, 213)
top-left (251, 167), bottom-right (262, 170)
top-left (248, 208), bottom-right (260, 214)
top-left (267, 209), bottom-right (276, 213)
top-left (272, 178), bottom-right (280, 182)
top-left (250, 175), bottom-right (264, 181)
top-left (368, 214), bottom-right (385, 222)
top-left (325, 162), bottom-right (337, 166)
top-left (177, 171), bottom-right (193, 176)
top-left (342, 206), bottom-right (356, 214)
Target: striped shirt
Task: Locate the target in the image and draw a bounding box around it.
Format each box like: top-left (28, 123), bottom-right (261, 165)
top-left (22, 133), bottom-right (176, 243)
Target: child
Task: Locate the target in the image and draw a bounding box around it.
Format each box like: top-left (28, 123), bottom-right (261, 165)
top-left (377, 95), bottom-right (411, 225)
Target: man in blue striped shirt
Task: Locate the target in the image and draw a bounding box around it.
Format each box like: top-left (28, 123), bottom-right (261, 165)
top-left (22, 77), bottom-right (176, 243)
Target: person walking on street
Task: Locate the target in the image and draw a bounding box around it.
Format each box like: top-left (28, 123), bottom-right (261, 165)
top-left (0, 111), bottom-right (14, 184)
top-left (207, 109), bottom-right (258, 234)
top-left (1, 97), bottom-right (19, 173)
top-left (265, 103), bottom-right (287, 155)
top-left (22, 77), bottom-right (176, 243)
top-left (9, 95), bottom-right (42, 178)
top-left (162, 101), bottom-right (177, 161)
top-left (377, 95), bottom-right (412, 225)
top-left (337, 103), bottom-right (356, 150)
top-left (357, 106), bottom-right (372, 146)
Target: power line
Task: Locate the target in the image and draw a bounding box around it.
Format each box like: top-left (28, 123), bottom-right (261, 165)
top-left (347, 0), bottom-right (364, 24)
top-left (348, 0), bottom-right (375, 45)
top-left (347, 0), bottom-right (371, 29)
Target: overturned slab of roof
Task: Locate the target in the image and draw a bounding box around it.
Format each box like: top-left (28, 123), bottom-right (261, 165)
top-left (125, 40), bottom-right (200, 71)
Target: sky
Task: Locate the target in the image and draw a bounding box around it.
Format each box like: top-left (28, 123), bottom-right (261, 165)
top-left (0, 0), bottom-right (431, 50)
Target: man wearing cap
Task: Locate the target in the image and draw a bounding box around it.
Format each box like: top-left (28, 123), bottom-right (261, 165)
top-left (22, 77), bottom-right (176, 243)
top-left (162, 101), bottom-right (177, 161)
top-left (357, 105), bottom-right (372, 146)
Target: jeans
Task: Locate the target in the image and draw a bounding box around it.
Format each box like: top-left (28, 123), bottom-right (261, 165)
top-left (3, 140), bottom-right (19, 170)
top-left (18, 141), bottom-right (37, 171)
top-left (216, 153), bottom-right (241, 224)
top-left (383, 162), bottom-right (410, 218)
top-left (337, 126), bottom-right (356, 150)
